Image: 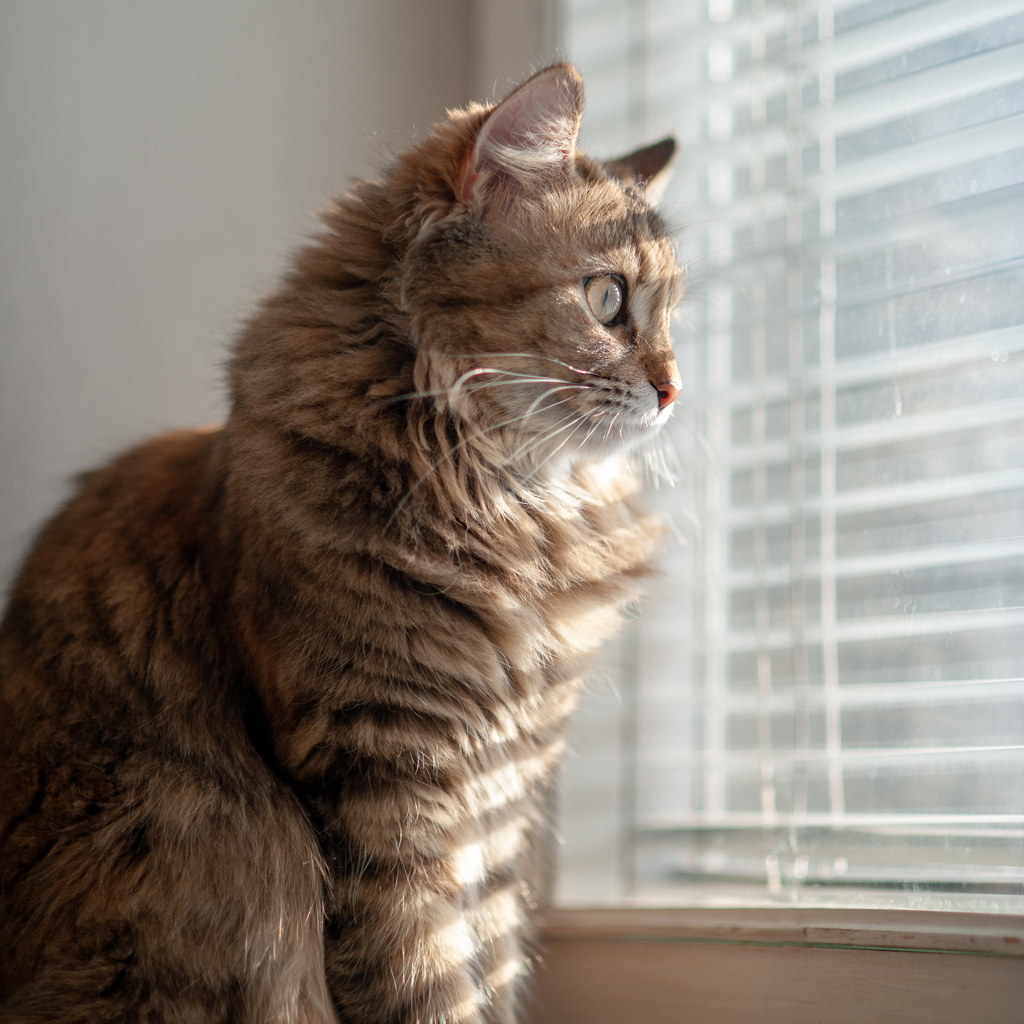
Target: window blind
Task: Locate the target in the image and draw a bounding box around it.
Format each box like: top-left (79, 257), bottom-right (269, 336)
top-left (556, 0), bottom-right (1024, 909)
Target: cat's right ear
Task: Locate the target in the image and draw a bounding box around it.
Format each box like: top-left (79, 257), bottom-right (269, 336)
top-left (603, 137), bottom-right (677, 202)
top-left (458, 64), bottom-right (584, 205)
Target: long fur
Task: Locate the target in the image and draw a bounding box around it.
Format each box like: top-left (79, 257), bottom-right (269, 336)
top-left (0, 65), bottom-right (681, 1023)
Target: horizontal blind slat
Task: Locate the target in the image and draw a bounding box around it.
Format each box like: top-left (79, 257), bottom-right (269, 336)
top-left (714, 677), bottom-right (1024, 712)
top-left (727, 537), bottom-right (1024, 587)
top-left (722, 605), bottom-right (1024, 651)
top-left (637, 812), bottom-right (1024, 829)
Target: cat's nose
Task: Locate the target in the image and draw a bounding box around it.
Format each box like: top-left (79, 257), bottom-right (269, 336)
top-left (652, 378), bottom-right (681, 409)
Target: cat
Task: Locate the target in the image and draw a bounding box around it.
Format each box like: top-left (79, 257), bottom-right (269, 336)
top-left (0, 63), bottom-right (680, 1024)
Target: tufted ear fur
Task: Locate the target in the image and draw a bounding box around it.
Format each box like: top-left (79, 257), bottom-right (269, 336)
top-left (603, 137), bottom-right (676, 202)
top-left (458, 64), bottom-right (585, 205)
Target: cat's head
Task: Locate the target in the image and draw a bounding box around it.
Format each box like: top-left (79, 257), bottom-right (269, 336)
top-left (397, 63), bottom-right (682, 472)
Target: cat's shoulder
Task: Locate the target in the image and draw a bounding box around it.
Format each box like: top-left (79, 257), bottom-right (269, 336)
top-left (33, 425), bottom-right (223, 553)
top-left (1, 426), bottom-right (228, 668)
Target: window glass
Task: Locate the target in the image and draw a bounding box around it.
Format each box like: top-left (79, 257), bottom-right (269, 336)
top-left (557, 0), bottom-right (1024, 911)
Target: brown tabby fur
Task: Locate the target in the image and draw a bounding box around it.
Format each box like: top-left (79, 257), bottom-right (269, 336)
top-left (0, 65), bottom-right (681, 1023)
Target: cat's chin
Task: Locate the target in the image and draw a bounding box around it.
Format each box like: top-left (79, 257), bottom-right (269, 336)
top-left (582, 404), bottom-right (674, 458)
top-left (522, 411), bottom-right (671, 481)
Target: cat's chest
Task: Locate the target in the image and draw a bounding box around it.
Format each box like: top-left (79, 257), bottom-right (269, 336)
top-left (275, 511), bottom-right (633, 845)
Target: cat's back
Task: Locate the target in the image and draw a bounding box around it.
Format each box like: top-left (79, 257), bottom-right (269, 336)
top-left (0, 426), bottom-right (334, 1018)
top-left (0, 421), bottom-right (234, 772)
top-left (0, 427), bottom-right (234, 977)
top-left (1, 424), bottom-right (227, 699)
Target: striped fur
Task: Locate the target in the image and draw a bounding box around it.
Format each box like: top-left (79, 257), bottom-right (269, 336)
top-left (0, 66), bottom-right (681, 1023)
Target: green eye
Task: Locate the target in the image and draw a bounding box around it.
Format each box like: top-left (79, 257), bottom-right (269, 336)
top-left (585, 276), bottom-right (624, 324)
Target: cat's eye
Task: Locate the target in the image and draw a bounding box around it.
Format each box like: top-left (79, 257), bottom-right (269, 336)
top-left (585, 276), bottom-right (625, 325)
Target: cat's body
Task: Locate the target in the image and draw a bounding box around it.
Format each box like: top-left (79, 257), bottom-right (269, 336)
top-left (0, 66), bottom-right (681, 1023)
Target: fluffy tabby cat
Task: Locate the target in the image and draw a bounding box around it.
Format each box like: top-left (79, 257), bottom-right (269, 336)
top-left (0, 64), bottom-right (681, 1023)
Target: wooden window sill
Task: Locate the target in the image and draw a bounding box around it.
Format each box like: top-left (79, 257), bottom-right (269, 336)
top-left (527, 908), bottom-right (1024, 1023)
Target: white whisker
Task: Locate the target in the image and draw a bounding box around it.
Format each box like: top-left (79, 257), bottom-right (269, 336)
top-left (437, 351), bottom-right (597, 378)
top-left (507, 410), bottom-right (584, 466)
top-left (518, 413), bottom-right (594, 483)
top-left (603, 412), bottom-right (620, 442)
top-left (363, 372), bottom-right (585, 414)
top-left (384, 384), bottom-right (584, 530)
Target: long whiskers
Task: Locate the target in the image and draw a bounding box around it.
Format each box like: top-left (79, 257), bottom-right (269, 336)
top-left (447, 367), bottom-right (586, 411)
top-left (362, 367), bottom-right (588, 416)
top-left (365, 350), bottom-right (690, 531)
top-left (441, 352), bottom-right (600, 378)
top-left (517, 408), bottom-right (606, 484)
top-left (383, 384), bottom-right (582, 531)
top-left (507, 409), bottom-right (588, 468)
top-left (603, 412), bottom-right (621, 443)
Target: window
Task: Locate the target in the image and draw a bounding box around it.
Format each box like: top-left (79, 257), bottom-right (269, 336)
top-left (555, 0), bottom-right (1024, 914)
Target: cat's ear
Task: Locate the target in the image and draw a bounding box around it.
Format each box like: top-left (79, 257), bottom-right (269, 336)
top-left (458, 64), bottom-right (584, 205)
top-left (603, 137), bottom-right (677, 202)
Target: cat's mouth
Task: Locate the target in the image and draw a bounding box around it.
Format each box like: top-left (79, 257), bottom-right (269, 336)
top-left (585, 394), bottom-right (674, 455)
top-left (511, 380), bottom-right (674, 468)
top-left (439, 353), bottom-right (678, 470)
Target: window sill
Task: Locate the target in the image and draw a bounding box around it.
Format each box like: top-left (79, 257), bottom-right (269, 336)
top-left (528, 908), bottom-right (1024, 1024)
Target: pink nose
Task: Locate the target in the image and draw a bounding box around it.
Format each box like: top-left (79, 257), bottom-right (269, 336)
top-left (653, 379), bottom-right (681, 409)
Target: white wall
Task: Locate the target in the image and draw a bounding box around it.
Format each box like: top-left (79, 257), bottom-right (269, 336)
top-left (0, 0), bottom-right (474, 588)
top-left (471, 0), bottom-right (557, 102)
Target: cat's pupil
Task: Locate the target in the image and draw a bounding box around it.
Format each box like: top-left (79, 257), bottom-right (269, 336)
top-left (586, 276), bottom-right (623, 324)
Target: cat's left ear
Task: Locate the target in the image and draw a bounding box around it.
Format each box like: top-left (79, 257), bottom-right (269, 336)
top-left (458, 64), bottom-right (584, 205)
top-left (603, 137), bottom-right (677, 203)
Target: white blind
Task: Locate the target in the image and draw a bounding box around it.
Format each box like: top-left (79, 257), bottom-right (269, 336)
top-left (557, 0), bottom-right (1024, 909)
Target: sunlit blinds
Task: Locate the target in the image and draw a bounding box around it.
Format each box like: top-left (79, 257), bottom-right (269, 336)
top-left (557, 0), bottom-right (1024, 907)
